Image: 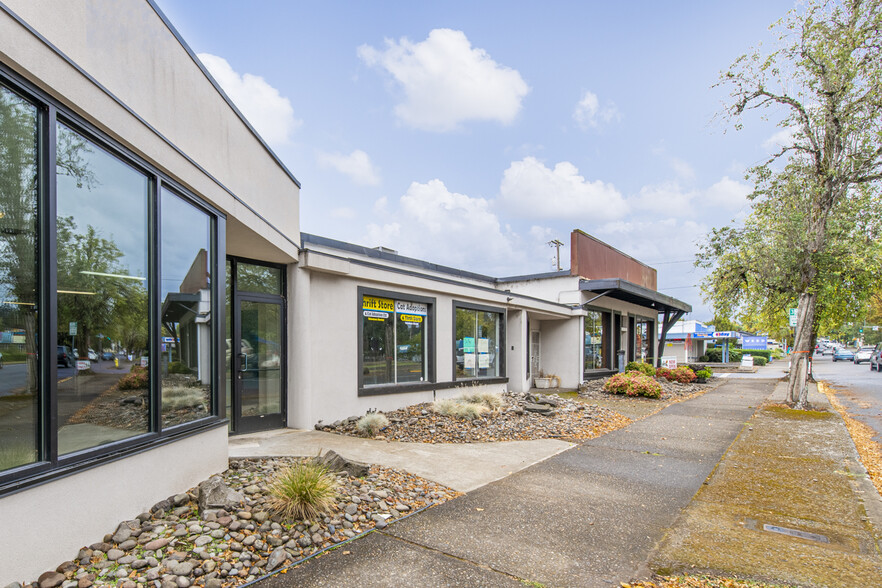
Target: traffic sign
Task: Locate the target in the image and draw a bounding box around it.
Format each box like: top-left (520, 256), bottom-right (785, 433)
top-left (788, 308), bottom-right (797, 327)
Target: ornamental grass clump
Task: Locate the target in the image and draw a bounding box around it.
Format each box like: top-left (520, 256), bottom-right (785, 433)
top-left (356, 412), bottom-right (389, 437)
top-left (458, 389), bottom-right (504, 410)
top-left (604, 372), bottom-right (663, 398)
top-left (266, 461), bottom-right (339, 521)
top-left (624, 361), bottom-right (657, 377)
top-left (432, 397), bottom-right (489, 420)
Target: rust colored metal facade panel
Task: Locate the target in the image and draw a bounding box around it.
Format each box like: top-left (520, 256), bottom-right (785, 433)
top-left (569, 229), bottom-right (657, 290)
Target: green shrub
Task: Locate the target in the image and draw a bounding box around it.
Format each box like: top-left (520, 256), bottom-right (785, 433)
top-left (753, 356), bottom-right (768, 366)
top-left (740, 349), bottom-right (771, 361)
top-left (267, 461), bottom-right (339, 521)
top-left (167, 361), bottom-right (192, 375)
top-left (771, 349), bottom-right (784, 359)
top-left (705, 348), bottom-right (743, 363)
top-left (119, 366), bottom-right (148, 390)
top-left (624, 361), bottom-right (656, 376)
top-left (695, 369), bottom-right (713, 381)
top-left (603, 372), bottom-right (662, 398)
top-left (356, 412), bottom-right (389, 437)
top-left (656, 366), bottom-right (696, 383)
top-left (0, 350), bottom-right (27, 363)
top-left (698, 355), bottom-right (709, 362)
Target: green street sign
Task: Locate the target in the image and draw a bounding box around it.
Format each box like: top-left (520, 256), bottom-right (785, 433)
top-left (788, 308), bottom-right (797, 327)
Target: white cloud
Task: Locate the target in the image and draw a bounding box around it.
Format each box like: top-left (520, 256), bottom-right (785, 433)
top-left (498, 157), bottom-right (627, 221)
top-left (364, 179), bottom-right (518, 272)
top-left (763, 127), bottom-right (797, 152)
top-left (631, 181), bottom-right (698, 214)
top-left (197, 53), bottom-right (300, 147)
top-left (329, 207), bottom-right (357, 219)
top-left (317, 149), bottom-right (381, 186)
top-left (669, 156), bottom-right (696, 181)
top-left (358, 29), bottom-right (530, 132)
top-left (705, 176), bottom-right (751, 210)
top-left (573, 90), bottom-right (621, 130)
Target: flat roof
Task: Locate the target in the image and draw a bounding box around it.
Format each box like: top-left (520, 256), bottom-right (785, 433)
top-left (580, 278), bottom-right (692, 314)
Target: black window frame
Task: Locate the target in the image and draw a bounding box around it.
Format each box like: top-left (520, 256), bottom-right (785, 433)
top-left (452, 300), bottom-right (506, 382)
top-left (357, 286), bottom-right (436, 397)
top-left (0, 65), bottom-right (227, 497)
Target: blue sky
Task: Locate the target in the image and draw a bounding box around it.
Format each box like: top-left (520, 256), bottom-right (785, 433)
top-left (156, 0), bottom-right (798, 320)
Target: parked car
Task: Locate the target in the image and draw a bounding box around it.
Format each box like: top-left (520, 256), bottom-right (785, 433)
top-left (101, 351), bottom-right (114, 361)
top-left (87, 348), bottom-right (99, 361)
top-left (832, 347), bottom-right (854, 362)
top-left (57, 345), bottom-right (74, 367)
top-left (871, 344), bottom-right (882, 371)
top-left (854, 346), bottom-right (875, 364)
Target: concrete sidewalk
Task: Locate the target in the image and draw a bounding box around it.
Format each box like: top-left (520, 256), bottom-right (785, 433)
top-left (257, 378), bottom-right (775, 587)
top-left (229, 429), bottom-right (574, 493)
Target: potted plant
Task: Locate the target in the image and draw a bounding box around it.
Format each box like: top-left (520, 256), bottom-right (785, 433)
top-left (534, 371), bottom-right (560, 389)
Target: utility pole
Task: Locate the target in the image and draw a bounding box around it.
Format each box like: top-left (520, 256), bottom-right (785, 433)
top-left (548, 239), bottom-right (564, 271)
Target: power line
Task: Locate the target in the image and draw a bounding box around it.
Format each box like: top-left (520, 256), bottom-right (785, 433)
top-left (645, 259), bottom-right (694, 265)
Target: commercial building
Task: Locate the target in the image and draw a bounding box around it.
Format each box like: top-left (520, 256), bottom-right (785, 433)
top-left (0, 2), bottom-right (691, 582)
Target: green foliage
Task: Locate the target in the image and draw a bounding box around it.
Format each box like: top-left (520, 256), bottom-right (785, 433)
top-left (625, 361), bottom-right (656, 376)
top-left (740, 349), bottom-right (771, 361)
top-left (702, 0), bottom-right (882, 354)
top-left (695, 369), bottom-right (713, 381)
top-left (604, 372), bottom-right (662, 398)
top-left (118, 365), bottom-right (148, 390)
top-left (699, 355), bottom-right (709, 362)
top-left (356, 412), bottom-right (389, 437)
top-left (753, 356), bottom-right (768, 366)
top-left (266, 461), bottom-right (339, 521)
top-left (167, 361), bottom-right (192, 375)
top-left (705, 348), bottom-right (743, 363)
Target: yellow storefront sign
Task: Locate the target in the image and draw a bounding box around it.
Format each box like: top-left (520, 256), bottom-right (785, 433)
top-left (363, 296), bottom-right (394, 312)
top-left (399, 314), bottom-right (423, 323)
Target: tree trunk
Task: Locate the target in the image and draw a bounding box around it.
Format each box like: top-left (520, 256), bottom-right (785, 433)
top-left (787, 292), bottom-right (816, 408)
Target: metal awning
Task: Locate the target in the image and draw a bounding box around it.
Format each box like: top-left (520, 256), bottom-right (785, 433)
top-left (579, 278), bottom-right (691, 314)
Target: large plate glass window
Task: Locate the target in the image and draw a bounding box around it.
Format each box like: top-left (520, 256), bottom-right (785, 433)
top-left (160, 188), bottom-right (213, 428)
top-left (584, 310), bottom-right (610, 371)
top-left (455, 307), bottom-right (502, 379)
top-left (0, 85), bottom-right (39, 472)
top-left (55, 122), bottom-right (150, 455)
top-left (362, 295), bottom-right (427, 386)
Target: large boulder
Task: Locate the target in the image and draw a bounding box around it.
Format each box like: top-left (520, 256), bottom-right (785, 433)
top-left (312, 450), bottom-right (369, 478)
top-left (197, 475), bottom-right (244, 513)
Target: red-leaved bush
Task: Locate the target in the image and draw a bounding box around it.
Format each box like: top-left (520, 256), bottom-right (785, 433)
top-left (656, 366), bottom-right (696, 383)
top-left (603, 372), bottom-right (663, 398)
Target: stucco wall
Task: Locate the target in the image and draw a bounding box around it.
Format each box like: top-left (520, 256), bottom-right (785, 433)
top-left (537, 318), bottom-right (582, 388)
top-left (0, 0), bottom-right (299, 261)
top-left (0, 426), bottom-right (228, 585)
top-left (291, 266), bottom-right (515, 428)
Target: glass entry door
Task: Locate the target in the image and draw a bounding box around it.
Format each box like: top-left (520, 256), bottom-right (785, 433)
top-left (232, 295), bottom-right (285, 432)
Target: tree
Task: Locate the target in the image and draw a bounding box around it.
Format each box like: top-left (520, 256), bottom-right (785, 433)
top-left (701, 0), bottom-right (882, 407)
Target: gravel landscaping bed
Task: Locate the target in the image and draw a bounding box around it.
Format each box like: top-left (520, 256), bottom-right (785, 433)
top-left (17, 457), bottom-right (460, 588)
top-left (317, 390), bottom-right (633, 443)
top-left (578, 376), bottom-right (720, 401)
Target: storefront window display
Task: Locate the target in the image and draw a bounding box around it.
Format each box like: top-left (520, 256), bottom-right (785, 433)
top-left (584, 310), bottom-right (611, 371)
top-left (361, 295), bottom-right (428, 386)
top-left (455, 306), bottom-right (502, 379)
top-left (635, 318), bottom-right (654, 363)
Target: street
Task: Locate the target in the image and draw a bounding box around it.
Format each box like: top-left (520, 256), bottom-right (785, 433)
top-left (812, 350), bottom-right (882, 444)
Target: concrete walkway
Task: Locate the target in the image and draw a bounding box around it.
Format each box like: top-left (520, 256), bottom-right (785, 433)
top-left (256, 378), bottom-right (775, 587)
top-left (229, 429), bottom-right (574, 493)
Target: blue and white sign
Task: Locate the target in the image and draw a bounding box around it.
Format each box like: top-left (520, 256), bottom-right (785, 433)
top-left (742, 336), bottom-right (768, 350)
top-left (712, 331), bottom-right (738, 339)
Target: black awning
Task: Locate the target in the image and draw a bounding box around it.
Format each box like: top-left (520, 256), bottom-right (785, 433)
top-left (579, 278), bottom-right (692, 314)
